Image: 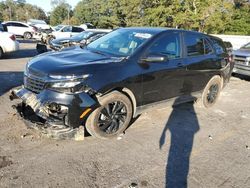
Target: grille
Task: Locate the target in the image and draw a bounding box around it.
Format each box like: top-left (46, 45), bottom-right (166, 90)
top-left (24, 76), bottom-right (46, 94)
top-left (234, 55), bottom-right (249, 66)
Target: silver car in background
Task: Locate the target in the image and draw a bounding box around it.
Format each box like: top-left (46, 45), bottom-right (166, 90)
top-left (233, 42), bottom-right (250, 76)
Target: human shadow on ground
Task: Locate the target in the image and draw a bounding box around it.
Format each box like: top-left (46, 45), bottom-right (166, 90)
top-left (0, 72), bottom-right (23, 96)
top-left (159, 97), bottom-right (200, 188)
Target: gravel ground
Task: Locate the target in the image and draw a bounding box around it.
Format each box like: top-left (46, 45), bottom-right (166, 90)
top-left (0, 40), bottom-right (249, 188)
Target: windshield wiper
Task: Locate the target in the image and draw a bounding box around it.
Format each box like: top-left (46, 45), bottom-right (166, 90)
top-left (91, 49), bottom-right (108, 56)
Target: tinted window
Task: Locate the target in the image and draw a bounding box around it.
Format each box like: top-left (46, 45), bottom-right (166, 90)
top-left (204, 39), bottom-right (213, 54)
top-left (12, 23), bottom-right (28, 27)
top-left (62, 26), bottom-right (72, 32)
top-left (148, 32), bottom-right (181, 59)
top-left (72, 27), bottom-right (84, 32)
top-left (5, 22), bottom-right (13, 26)
top-left (185, 33), bottom-right (204, 56)
top-left (185, 33), bottom-right (214, 56)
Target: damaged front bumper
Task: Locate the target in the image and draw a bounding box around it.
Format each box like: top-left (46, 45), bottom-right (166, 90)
top-left (10, 87), bottom-right (98, 139)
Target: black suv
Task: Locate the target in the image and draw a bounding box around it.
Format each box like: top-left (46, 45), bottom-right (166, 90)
top-left (11, 28), bottom-right (233, 139)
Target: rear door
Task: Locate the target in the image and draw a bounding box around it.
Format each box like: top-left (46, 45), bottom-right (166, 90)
top-left (182, 32), bottom-right (217, 94)
top-left (141, 31), bottom-right (186, 105)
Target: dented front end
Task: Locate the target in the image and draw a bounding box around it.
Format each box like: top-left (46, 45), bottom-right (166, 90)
top-left (10, 86), bottom-right (98, 130)
top-left (11, 87), bottom-right (97, 128)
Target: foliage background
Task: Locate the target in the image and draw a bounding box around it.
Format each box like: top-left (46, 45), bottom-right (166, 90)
top-left (0, 0), bottom-right (249, 35)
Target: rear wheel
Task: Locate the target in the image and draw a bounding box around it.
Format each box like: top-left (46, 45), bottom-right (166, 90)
top-left (86, 91), bottom-right (133, 139)
top-left (24, 32), bottom-right (32, 39)
top-left (201, 75), bottom-right (222, 108)
top-left (0, 47), bottom-right (3, 59)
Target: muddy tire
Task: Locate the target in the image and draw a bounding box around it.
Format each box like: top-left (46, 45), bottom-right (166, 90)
top-left (24, 32), bottom-right (32, 39)
top-left (201, 75), bottom-right (222, 108)
top-left (86, 91), bottom-right (133, 139)
top-left (0, 47), bottom-right (3, 59)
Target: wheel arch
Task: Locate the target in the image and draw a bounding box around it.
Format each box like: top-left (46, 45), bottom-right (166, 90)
top-left (99, 87), bottom-right (137, 117)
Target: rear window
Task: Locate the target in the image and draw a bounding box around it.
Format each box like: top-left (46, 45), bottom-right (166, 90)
top-left (184, 33), bottom-right (213, 57)
top-left (72, 27), bottom-right (84, 32)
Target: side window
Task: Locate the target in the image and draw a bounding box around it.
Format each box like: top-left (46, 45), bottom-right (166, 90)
top-left (204, 39), bottom-right (213, 54)
top-left (62, 26), bottom-right (72, 32)
top-left (5, 22), bottom-right (13, 26)
top-left (185, 33), bottom-right (213, 56)
top-left (148, 32), bottom-right (181, 60)
top-left (185, 33), bottom-right (204, 56)
top-left (72, 27), bottom-right (84, 32)
top-left (19, 23), bottom-right (28, 28)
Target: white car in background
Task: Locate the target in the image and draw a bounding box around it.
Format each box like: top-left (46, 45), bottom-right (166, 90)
top-left (3, 21), bottom-right (37, 39)
top-left (51, 25), bottom-right (84, 39)
top-left (0, 31), bottom-right (19, 58)
top-left (27, 19), bottom-right (51, 30)
top-left (45, 25), bottom-right (85, 44)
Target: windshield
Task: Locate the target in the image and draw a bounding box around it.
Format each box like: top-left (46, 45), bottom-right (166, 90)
top-left (87, 29), bottom-right (153, 56)
top-left (54, 25), bottom-right (64, 31)
top-left (241, 42), bottom-right (250, 49)
top-left (72, 31), bottom-right (93, 40)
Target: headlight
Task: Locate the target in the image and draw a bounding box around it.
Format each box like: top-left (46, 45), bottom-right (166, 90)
top-left (49, 74), bottom-right (90, 80)
top-left (50, 81), bottom-right (81, 88)
top-left (246, 57), bottom-right (250, 62)
top-left (47, 74), bottom-right (93, 94)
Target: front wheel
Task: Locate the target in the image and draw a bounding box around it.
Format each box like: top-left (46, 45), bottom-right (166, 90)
top-left (86, 91), bottom-right (133, 139)
top-left (24, 32), bottom-right (32, 39)
top-left (201, 75), bottom-right (222, 108)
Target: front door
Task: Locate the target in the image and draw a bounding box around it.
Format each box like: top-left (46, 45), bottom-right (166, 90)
top-left (141, 31), bottom-right (186, 105)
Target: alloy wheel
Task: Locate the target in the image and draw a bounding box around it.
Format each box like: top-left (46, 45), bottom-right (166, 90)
top-left (206, 84), bottom-right (219, 104)
top-left (98, 101), bottom-right (127, 134)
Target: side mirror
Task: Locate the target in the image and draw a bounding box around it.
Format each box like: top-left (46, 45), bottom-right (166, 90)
top-left (141, 54), bottom-right (168, 63)
top-left (80, 39), bottom-right (87, 47)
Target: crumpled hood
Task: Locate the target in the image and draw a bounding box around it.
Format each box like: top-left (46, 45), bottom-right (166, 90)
top-left (52, 37), bottom-right (80, 46)
top-left (27, 47), bottom-right (123, 76)
top-left (233, 49), bottom-right (250, 57)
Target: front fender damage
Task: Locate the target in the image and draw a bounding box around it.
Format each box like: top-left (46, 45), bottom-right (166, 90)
top-left (10, 87), bottom-right (98, 140)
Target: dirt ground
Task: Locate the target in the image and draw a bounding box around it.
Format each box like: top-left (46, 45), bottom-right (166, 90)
top-left (0, 40), bottom-right (249, 188)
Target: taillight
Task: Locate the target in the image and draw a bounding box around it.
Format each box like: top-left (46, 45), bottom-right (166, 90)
top-left (10, 35), bottom-right (16, 41)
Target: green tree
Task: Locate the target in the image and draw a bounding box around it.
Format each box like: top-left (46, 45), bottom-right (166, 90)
top-left (0, 0), bottom-right (47, 22)
top-left (225, 2), bottom-right (250, 35)
top-left (50, 3), bottom-right (70, 25)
